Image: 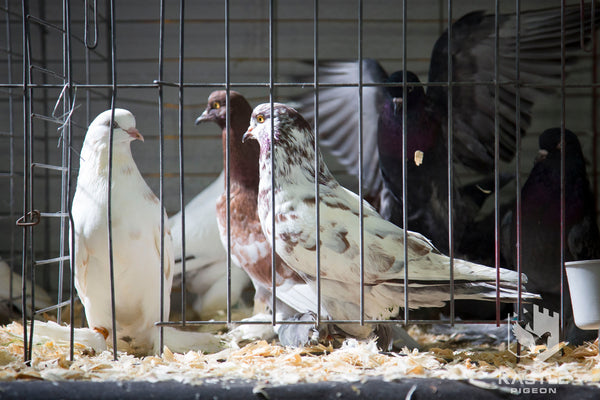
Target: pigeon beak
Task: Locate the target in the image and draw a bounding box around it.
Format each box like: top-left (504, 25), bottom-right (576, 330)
top-left (125, 127), bottom-right (144, 142)
top-left (242, 127), bottom-right (254, 143)
top-left (392, 97), bottom-right (403, 116)
top-left (535, 149), bottom-right (548, 163)
top-left (195, 109), bottom-right (211, 125)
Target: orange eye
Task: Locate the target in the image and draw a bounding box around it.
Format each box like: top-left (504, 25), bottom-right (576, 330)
top-left (256, 114), bottom-right (265, 123)
top-left (213, 101), bottom-right (221, 109)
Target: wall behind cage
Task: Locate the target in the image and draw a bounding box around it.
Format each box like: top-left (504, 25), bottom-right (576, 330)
top-left (1, 0), bottom-right (598, 298)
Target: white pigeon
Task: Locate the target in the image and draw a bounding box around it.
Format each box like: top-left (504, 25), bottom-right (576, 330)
top-left (169, 172), bottom-right (251, 319)
top-left (242, 102), bottom-right (540, 345)
top-left (71, 108), bottom-right (174, 356)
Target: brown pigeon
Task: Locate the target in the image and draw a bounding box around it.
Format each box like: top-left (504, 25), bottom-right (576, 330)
top-left (196, 91), bottom-right (316, 321)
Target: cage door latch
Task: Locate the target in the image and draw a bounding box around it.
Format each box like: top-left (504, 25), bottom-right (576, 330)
top-left (16, 210), bottom-right (41, 227)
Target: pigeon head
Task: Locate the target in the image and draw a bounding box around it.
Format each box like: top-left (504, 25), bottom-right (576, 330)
top-left (86, 108), bottom-right (144, 146)
top-left (197, 90), bottom-right (259, 188)
top-left (195, 90), bottom-right (253, 131)
top-left (536, 128), bottom-right (583, 166)
top-left (242, 103), bottom-right (313, 151)
top-left (243, 103), bottom-right (332, 184)
top-left (377, 70), bottom-right (437, 170)
top-left (385, 71), bottom-right (425, 115)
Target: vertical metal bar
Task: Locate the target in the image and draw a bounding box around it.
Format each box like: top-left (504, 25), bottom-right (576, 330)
top-left (593, 2), bottom-right (598, 215)
top-left (493, 0), bottom-right (501, 325)
top-left (357, 0), bottom-right (365, 327)
top-left (21, 0), bottom-right (31, 363)
top-left (313, 0), bottom-right (321, 326)
top-left (107, 0), bottom-right (119, 360)
top-left (63, 0), bottom-right (75, 360)
top-left (559, 0), bottom-right (567, 342)
top-left (446, 0), bottom-right (455, 325)
top-left (4, 0), bottom-right (16, 320)
top-left (224, 0), bottom-right (232, 325)
top-left (105, 0), bottom-right (111, 107)
top-left (158, 70), bottom-right (167, 352)
top-left (157, 0), bottom-right (166, 352)
top-left (514, 0), bottom-right (522, 358)
top-left (68, 116), bottom-right (77, 352)
top-left (55, 0), bottom-right (65, 325)
top-left (23, 2), bottom-right (38, 362)
top-left (58, 0), bottom-right (71, 328)
top-left (85, 4), bottom-right (92, 125)
top-left (69, 0), bottom-right (77, 361)
top-left (40, 0), bottom-right (50, 293)
top-left (402, 0), bottom-right (409, 324)
top-left (84, 0), bottom-right (98, 49)
top-left (26, 63), bottom-right (35, 363)
top-left (26, 35), bottom-right (35, 363)
top-left (178, 0), bottom-right (187, 327)
top-left (269, 0), bottom-right (277, 326)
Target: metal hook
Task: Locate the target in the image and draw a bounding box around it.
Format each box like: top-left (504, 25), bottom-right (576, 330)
top-left (16, 210), bottom-right (41, 227)
top-left (580, 0), bottom-right (595, 53)
top-left (84, 0), bottom-right (98, 50)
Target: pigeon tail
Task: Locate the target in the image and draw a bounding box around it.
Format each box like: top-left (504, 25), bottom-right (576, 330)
top-left (450, 256), bottom-right (525, 284)
top-left (31, 320), bottom-right (108, 354)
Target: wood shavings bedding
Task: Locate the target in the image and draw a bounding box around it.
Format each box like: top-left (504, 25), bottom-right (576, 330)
top-left (0, 322), bottom-right (599, 386)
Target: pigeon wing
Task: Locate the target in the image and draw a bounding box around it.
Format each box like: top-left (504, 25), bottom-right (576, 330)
top-left (427, 4), bottom-right (599, 172)
top-left (295, 59), bottom-right (387, 198)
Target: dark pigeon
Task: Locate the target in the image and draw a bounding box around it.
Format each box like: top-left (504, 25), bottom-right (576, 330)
top-left (297, 4), bottom-right (600, 257)
top-left (502, 128), bottom-right (600, 345)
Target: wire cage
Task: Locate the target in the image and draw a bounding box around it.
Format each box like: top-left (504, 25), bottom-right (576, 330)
top-left (1, 0), bottom-right (599, 369)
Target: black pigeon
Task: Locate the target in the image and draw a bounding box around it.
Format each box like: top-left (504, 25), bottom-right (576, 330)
top-left (297, 4), bottom-right (599, 256)
top-left (502, 128), bottom-right (600, 345)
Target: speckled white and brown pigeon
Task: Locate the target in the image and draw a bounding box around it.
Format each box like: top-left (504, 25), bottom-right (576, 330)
top-left (242, 102), bottom-right (540, 346)
top-left (71, 108), bottom-right (174, 355)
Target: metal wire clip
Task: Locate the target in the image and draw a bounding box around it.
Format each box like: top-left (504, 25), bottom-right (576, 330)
top-left (16, 210), bottom-right (41, 227)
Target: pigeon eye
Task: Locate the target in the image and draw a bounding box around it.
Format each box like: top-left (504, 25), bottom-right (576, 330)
top-left (213, 101), bottom-right (221, 109)
top-left (256, 114), bottom-right (265, 123)
top-left (407, 86), bottom-right (414, 93)
top-left (112, 121), bottom-right (119, 129)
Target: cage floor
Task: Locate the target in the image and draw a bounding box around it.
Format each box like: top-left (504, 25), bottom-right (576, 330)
top-left (2, 378), bottom-right (600, 400)
top-left (0, 321), bottom-right (599, 398)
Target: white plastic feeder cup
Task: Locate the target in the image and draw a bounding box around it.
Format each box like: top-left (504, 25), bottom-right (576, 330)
top-left (565, 260), bottom-right (600, 336)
